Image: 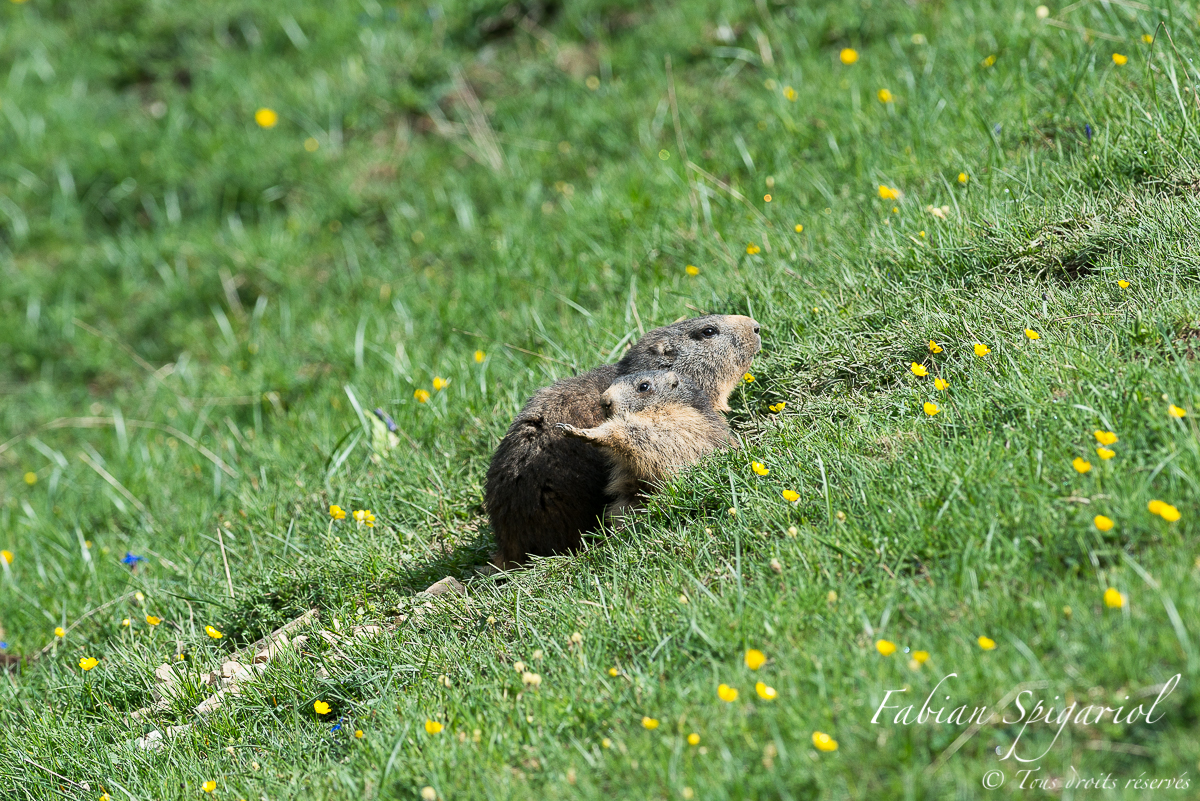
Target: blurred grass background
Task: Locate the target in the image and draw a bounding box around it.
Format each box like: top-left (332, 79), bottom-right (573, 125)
top-left (2, 0), bottom-right (1200, 798)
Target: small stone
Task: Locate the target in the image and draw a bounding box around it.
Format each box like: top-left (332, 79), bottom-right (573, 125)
top-left (422, 576), bottom-right (467, 597)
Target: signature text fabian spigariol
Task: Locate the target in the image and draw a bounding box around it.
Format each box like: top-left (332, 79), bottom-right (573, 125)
top-left (871, 672), bottom-right (1181, 762)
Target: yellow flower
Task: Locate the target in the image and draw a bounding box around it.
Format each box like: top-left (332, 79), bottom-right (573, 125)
top-left (875, 639), bottom-right (896, 656)
top-left (474, 349), bottom-right (485, 363)
top-left (751, 462), bottom-right (769, 476)
top-left (1168, 404), bottom-right (1187, 418)
top-left (784, 86), bottom-right (797, 101)
top-left (1094, 515), bottom-right (1114, 532)
top-left (957, 173), bottom-right (969, 184)
top-left (1142, 34), bottom-right (1154, 43)
top-left (79, 657), bottom-right (99, 671)
top-left (977, 636), bottom-right (996, 651)
top-left (812, 731), bottom-right (838, 751)
top-left (934, 378), bottom-right (949, 391)
top-left (763, 193), bottom-right (772, 203)
top-left (608, 667), bottom-right (619, 677)
top-left (1024, 329), bottom-right (1040, 340)
top-left (1117, 279), bottom-right (1130, 288)
top-left (414, 389), bottom-right (431, 403)
top-left (329, 504), bottom-right (346, 520)
top-left (755, 681), bottom-right (778, 700)
top-left (877, 88), bottom-right (894, 103)
top-left (910, 362), bottom-right (928, 377)
top-left (1093, 430), bottom-right (1118, 446)
top-left (55, 626), bottom-right (65, 637)
top-left (746, 244), bottom-right (761, 255)
top-left (717, 684), bottom-right (739, 702)
top-left (353, 510), bottom-right (366, 523)
top-left (1149, 501), bottom-right (1181, 522)
top-left (601, 738), bottom-right (612, 748)
top-left (521, 671), bottom-right (542, 687)
top-left (687, 732), bottom-right (701, 746)
top-left (314, 701), bottom-right (331, 715)
top-left (685, 265), bottom-right (699, 276)
top-left (0, 550), bottom-right (11, 565)
top-left (431, 377), bottom-right (448, 391)
top-left (768, 402), bottom-right (786, 413)
top-left (982, 54), bottom-right (996, 67)
top-left (1096, 447), bottom-right (1115, 460)
top-left (743, 373), bottom-right (755, 383)
top-left (202, 781), bottom-right (216, 793)
top-left (781, 489), bottom-right (800, 503)
top-left (1112, 53), bottom-right (1128, 65)
top-left (641, 716), bottom-right (659, 730)
top-left (1072, 458), bottom-right (1091, 474)
top-left (146, 614), bottom-right (162, 626)
top-left (304, 137), bottom-right (319, 152)
top-left (923, 402), bottom-right (940, 417)
top-left (1035, 4), bottom-right (1050, 18)
top-left (839, 48), bottom-right (859, 64)
top-left (928, 340), bottom-right (943, 353)
top-left (355, 729), bottom-right (364, 739)
top-left (121, 618), bottom-right (131, 627)
top-left (794, 224), bottom-right (803, 232)
top-left (1104, 588), bottom-right (1125, 608)
top-left (912, 650), bottom-right (930, 664)
top-left (254, 108), bottom-right (279, 128)
top-left (878, 185), bottom-right (898, 200)
top-left (744, 649), bottom-right (767, 670)
top-left (205, 625), bottom-right (223, 639)
top-left (973, 343), bottom-right (990, 357)
top-left (23, 471), bottom-right (38, 485)
top-left (425, 719), bottom-right (443, 734)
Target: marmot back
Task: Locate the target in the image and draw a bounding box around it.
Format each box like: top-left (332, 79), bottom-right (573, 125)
top-left (558, 370), bottom-right (734, 514)
top-left (484, 315), bottom-right (760, 567)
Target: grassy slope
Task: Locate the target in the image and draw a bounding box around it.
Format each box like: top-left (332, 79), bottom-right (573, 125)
top-left (2, 0), bottom-right (1200, 798)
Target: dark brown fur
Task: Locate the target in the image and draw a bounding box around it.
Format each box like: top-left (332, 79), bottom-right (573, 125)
top-left (484, 315), bottom-right (760, 566)
top-left (559, 371), bottom-right (735, 516)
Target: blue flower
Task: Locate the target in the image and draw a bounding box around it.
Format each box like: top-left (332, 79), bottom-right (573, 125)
top-left (372, 408), bottom-right (398, 433)
top-left (122, 553), bottom-right (145, 567)
top-left (0, 641), bottom-right (7, 650)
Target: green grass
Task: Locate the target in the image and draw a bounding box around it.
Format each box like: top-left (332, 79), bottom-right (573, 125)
top-left (3, 0), bottom-right (1200, 798)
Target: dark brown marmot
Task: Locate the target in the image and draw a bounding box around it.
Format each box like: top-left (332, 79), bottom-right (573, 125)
top-left (558, 370), bottom-right (735, 517)
top-left (484, 314), bottom-right (760, 566)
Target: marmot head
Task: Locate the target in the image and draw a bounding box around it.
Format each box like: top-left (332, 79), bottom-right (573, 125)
top-left (601, 370), bottom-right (708, 417)
top-left (616, 315), bottom-right (761, 411)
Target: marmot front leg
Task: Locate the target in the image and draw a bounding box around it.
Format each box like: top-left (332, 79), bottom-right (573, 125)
top-left (556, 421), bottom-right (636, 455)
top-left (555, 422), bottom-right (602, 445)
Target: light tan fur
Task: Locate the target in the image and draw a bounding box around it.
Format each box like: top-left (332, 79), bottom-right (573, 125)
top-left (558, 370), bottom-right (734, 519)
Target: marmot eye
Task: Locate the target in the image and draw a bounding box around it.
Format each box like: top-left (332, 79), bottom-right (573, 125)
top-left (701, 326), bottom-right (719, 338)
top-left (637, 382), bottom-right (650, 392)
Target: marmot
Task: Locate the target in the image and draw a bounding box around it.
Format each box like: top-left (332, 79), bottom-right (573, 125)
top-left (484, 314), bottom-right (760, 566)
top-left (558, 370), bottom-right (735, 516)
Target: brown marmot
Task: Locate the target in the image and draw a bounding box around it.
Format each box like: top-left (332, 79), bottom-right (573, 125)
top-left (557, 370), bottom-right (735, 517)
top-left (484, 314), bottom-right (760, 567)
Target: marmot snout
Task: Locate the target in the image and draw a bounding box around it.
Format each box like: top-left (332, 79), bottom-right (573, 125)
top-left (559, 370), bottom-right (734, 516)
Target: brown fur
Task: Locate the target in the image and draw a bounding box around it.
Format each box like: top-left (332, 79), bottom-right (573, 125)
top-left (558, 371), bottom-right (734, 516)
top-left (484, 315), bottom-right (760, 566)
